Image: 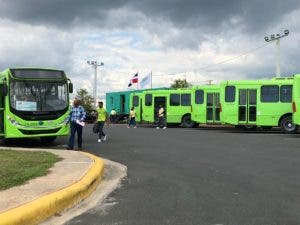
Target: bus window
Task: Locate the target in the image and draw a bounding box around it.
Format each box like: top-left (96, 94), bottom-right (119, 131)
top-left (145, 94), bottom-right (152, 106)
top-left (195, 90), bottom-right (204, 104)
top-left (225, 86), bottom-right (235, 102)
top-left (133, 96), bottom-right (139, 107)
top-left (280, 85), bottom-right (292, 102)
top-left (181, 94), bottom-right (191, 106)
top-left (261, 85), bottom-right (279, 102)
top-left (170, 94), bottom-right (180, 106)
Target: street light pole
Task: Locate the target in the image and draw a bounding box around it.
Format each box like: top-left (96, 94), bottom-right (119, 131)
top-left (87, 60), bottom-right (104, 108)
top-left (264, 29), bottom-right (289, 77)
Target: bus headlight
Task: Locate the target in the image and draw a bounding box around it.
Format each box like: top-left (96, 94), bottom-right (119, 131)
top-left (7, 116), bottom-right (20, 126)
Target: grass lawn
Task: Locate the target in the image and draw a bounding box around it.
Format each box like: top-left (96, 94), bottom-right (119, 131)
top-left (0, 150), bottom-right (61, 191)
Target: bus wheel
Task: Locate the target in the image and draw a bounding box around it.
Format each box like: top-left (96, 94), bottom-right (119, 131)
top-left (280, 116), bottom-right (296, 133)
top-left (182, 115), bottom-right (195, 128)
top-left (243, 125), bottom-right (257, 130)
top-left (40, 136), bottom-right (56, 144)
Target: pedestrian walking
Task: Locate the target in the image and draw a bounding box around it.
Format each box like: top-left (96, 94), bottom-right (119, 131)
top-left (96, 101), bottom-right (109, 143)
top-left (110, 108), bottom-right (117, 123)
top-left (66, 99), bottom-right (86, 150)
top-left (156, 105), bottom-right (167, 129)
top-left (127, 107), bottom-right (137, 128)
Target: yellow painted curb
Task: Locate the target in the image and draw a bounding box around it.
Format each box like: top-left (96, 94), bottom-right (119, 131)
top-left (0, 151), bottom-right (104, 225)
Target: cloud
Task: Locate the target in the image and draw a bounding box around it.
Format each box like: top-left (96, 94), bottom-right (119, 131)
top-left (0, 0), bottom-right (300, 102)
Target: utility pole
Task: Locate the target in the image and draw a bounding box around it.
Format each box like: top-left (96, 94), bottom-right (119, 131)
top-left (264, 30), bottom-right (289, 77)
top-left (87, 60), bottom-right (104, 108)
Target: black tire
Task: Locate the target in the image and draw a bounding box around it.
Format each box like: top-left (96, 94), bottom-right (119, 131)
top-left (181, 115), bottom-right (195, 128)
top-left (40, 136), bottom-right (57, 144)
top-left (280, 116), bottom-right (296, 133)
top-left (243, 125), bottom-right (257, 130)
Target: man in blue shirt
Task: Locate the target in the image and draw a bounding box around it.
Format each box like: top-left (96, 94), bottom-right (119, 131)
top-left (66, 99), bottom-right (86, 150)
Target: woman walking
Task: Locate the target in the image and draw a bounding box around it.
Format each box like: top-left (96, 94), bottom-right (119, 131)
top-left (127, 107), bottom-right (137, 128)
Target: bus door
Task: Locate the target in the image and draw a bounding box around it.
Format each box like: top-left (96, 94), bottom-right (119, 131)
top-left (0, 84), bottom-right (5, 134)
top-left (120, 94), bottom-right (125, 113)
top-left (139, 98), bottom-right (143, 122)
top-left (238, 89), bottom-right (257, 124)
top-left (206, 93), bottom-right (220, 123)
top-left (154, 97), bottom-right (166, 122)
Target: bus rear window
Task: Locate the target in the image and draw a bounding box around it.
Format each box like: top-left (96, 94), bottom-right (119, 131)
top-left (145, 94), bottom-right (152, 106)
top-left (280, 85), bottom-right (292, 102)
top-left (132, 96), bottom-right (139, 107)
top-left (225, 86), bottom-right (235, 102)
top-left (170, 94), bottom-right (180, 106)
top-left (261, 85), bottom-right (279, 102)
top-left (181, 94), bottom-right (191, 106)
top-left (195, 90), bottom-right (204, 104)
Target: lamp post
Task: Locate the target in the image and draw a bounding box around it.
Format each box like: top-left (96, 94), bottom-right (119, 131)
top-left (264, 29), bottom-right (289, 77)
top-left (87, 60), bottom-right (104, 108)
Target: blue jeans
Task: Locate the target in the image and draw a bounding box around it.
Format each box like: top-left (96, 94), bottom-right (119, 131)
top-left (98, 121), bottom-right (106, 139)
top-left (68, 121), bottom-right (83, 149)
top-left (128, 118), bottom-right (136, 127)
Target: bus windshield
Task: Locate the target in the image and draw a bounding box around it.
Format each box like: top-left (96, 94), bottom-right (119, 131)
top-left (10, 80), bottom-right (68, 112)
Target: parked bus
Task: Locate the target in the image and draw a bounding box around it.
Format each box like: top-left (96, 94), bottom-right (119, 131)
top-left (0, 68), bottom-right (73, 142)
top-left (140, 88), bottom-right (195, 127)
top-left (292, 74), bottom-right (300, 125)
top-left (220, 77), bottom-right (295, 133)
top-left (191, 85), bottom-right (221, 125)
top-left (106, 90), bottom-right (132, 122)
top-left (107, 88), bottom-right (168, 123)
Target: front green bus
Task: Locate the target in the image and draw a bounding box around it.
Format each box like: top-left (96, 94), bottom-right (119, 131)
top-left (220, 77), bottom-right (295, 133)
top-left (141, 89), bottom-right (195, 127)
top-left (0, 68), bottom-right (73, 142)
top-left (191, 85), bottom-right (220, 124)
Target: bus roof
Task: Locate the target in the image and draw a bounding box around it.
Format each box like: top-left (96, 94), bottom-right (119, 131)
top-left (220, 77), bottom-right (293, 86)
top-left (2, 68), bottom-right (67, 80)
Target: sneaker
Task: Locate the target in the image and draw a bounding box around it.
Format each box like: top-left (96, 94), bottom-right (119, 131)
top-left (98, 139), bottom-right (101, 143)
top-left (134, 126), bottom-right (137, 128)
top-left (66, 146), bottom-right (73, 150)
top-left (78, 147), bottom-right (83, 150)
top-left (156, 127), bottom-right (160, 129)
top-left (103, 135), bottom-right (107, 141)
top-left (127, 126), bottom-right (130, 128)
top-left (163, 127), bottom-right (167, 129)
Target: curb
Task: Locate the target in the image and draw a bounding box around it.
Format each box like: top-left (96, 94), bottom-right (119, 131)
top-left (0, 151), bottom-right (104, 225)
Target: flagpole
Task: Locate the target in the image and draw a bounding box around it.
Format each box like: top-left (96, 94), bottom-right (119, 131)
top-left (151, 71), bottom-right (153, 89)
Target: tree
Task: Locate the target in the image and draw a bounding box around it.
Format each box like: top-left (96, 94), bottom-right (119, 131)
top-left (76, 88), bottom-right (94, 112)
top-left (170, 78), bottom-right (192, 88)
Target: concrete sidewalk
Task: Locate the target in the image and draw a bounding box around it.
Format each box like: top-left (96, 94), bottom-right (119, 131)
top-left (0, 147), bottom-right (104, 225)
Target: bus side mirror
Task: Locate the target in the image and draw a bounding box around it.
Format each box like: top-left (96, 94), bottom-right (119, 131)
top-left (69, 83), bottom-right (73, 93)
top-left (1, 84), bottom-right (8, 96)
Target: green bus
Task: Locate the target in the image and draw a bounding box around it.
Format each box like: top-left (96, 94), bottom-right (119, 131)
top-left (292, 74), bottom-right (300, 125)
top-left (191, 85), bottom-right (221, 125)
top-left (220, 77), bottom-right (295, 133)
top-left (0, 68), bottom-right (73, 142)
top-left (139, 89), bottom-right (195, 127)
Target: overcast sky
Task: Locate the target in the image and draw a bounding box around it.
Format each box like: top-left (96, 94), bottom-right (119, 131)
top-left (0, 0), bottom-right (299, 100)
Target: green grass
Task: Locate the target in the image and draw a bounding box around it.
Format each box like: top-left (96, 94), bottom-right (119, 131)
top-left (0, 150), bottom-right (61, 191)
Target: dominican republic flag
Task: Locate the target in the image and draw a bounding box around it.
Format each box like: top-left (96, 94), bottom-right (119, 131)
top-left (128, 73), bottom-right (138, 87)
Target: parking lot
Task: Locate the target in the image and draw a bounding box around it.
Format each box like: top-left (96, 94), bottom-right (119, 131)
top-left (42, 124), bottom-right (298, 225)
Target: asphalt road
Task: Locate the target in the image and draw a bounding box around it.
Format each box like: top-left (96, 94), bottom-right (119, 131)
top-left (5, 125), bottom-right (300, 225)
